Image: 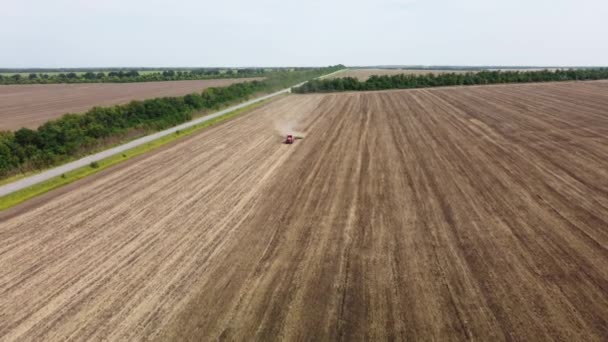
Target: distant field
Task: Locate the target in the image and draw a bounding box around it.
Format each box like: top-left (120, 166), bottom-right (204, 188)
top-left (332, 68), bottom-right (557, 81)
top-left (0, 70), bottom-right (165, 76)
top-left (0, 78), bottom-right (262, 130)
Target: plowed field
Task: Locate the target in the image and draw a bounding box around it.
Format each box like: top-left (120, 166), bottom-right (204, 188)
top-left (0, 78), bottom-right (262, 130)
top-left (1, 81), bottom-right (607, 341)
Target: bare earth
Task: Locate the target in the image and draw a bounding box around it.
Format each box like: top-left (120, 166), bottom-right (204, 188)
top-left (0, 78), bottom-right (261, 130)
top-left (1, 81), bottom-right (608, 341)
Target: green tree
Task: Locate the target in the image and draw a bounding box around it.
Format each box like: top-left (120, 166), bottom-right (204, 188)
top-left (84, 72), bottom-right (96, 80)
top-left (14, 128), bottom-right (40, 147)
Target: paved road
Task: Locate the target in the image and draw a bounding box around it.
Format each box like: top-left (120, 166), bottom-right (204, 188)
top-left (0, 70), bottom-right (345, 198)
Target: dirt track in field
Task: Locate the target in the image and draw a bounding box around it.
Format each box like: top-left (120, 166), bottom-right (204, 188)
top-left (1, 81), bottom-right (608, 341)
top-left (0, 78), bottom-right (262, 130)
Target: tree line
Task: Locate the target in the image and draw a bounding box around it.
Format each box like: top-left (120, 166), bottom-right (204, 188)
top-left (0, 68), bottom-right (271, 85)
top-left (292, 68), bottom-right (608, 93)
top-left (0, 66), bottom-right (344, 178)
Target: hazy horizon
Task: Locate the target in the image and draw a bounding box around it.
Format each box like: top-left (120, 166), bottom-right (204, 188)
top-left (1, 65), bottom-right (607, 71)
top-left (2, 67), bottom-right (607, 73)
top-left (2, 0), bottom-right (607, 68)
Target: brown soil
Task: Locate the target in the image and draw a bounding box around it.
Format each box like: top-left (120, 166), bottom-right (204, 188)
top-left (0, 78), bottom-right (262, 130)
top-left (1, 81), bottom-right (607, 341)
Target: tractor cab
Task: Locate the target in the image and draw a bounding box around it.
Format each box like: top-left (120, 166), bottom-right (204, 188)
top-left (285, 134), bottom-right (294, 144)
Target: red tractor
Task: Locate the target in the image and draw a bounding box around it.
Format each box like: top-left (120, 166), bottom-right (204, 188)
top-left (285, 134), bottom-right (295, 144)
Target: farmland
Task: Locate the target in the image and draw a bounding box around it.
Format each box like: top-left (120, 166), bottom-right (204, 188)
top-left (0, 78), bottom-right (261, 130)
top-left (1, 81), bottom-right (608, 341)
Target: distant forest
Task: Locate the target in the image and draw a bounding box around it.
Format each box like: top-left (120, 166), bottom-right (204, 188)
top-left (292, 68), bottom-right (608, 93)
top-left (348, 65), bottom-right (607, 71)
top-left (0, 68), bottom-right (303, 85)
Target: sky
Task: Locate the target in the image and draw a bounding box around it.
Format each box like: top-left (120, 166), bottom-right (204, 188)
top-left (1, 0), bottom-right (607, 68)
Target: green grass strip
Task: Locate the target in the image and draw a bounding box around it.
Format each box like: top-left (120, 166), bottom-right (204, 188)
top-left (0, 97), bottom-right (278, 211)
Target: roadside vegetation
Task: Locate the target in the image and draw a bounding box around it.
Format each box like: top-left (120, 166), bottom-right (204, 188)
top-left (0, 98), bottom-right (277, 210)
top-left (0, 66), bottom-right (344, 179)
top-left (292, 68), bottom-right (608, 93)
top-left (0, 67), bottom-right (275, 84)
